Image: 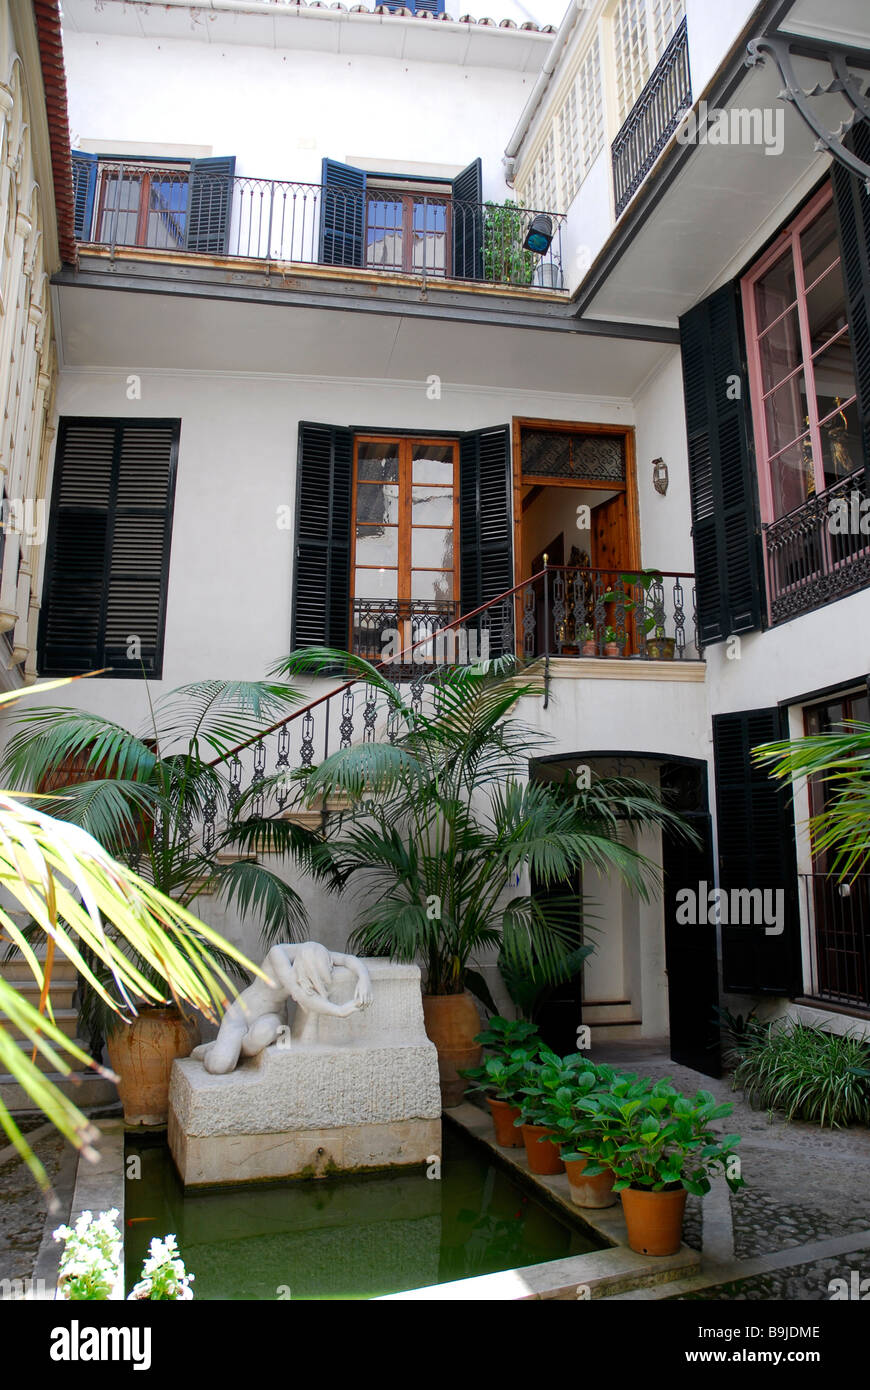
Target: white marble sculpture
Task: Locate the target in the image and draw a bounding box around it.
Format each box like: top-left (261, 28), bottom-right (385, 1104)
top-left (192, 941), bottom-right (373, 1075)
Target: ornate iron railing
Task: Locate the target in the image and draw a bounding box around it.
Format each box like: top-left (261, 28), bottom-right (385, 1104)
top-left (611, 17), bottom-right (691, 218)
top-left (70, 160), bottom-right (566, 291)
top-left (800, 872), bottom-right (870, 1011)
top-left (763, 467), bottom-right (870, 625)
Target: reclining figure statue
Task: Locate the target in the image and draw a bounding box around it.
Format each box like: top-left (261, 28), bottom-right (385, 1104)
top-left (192, 940), bottom-right (373, 1075)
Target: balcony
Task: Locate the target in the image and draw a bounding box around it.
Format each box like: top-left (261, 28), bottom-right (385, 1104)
top-left (351, 567), bottom-right (702, 669)
top-left (763, 466), bottom-right (870, 625)
top-left (611, 17), bottom-right (691, 219)
top-left (70, 159), bottom-right (566, 293)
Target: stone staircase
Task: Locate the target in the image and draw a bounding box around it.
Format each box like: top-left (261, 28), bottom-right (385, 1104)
top-left (0, 949), bottom-right (117, 1113)
top-left (583, 999), bottom-right (644, 1043)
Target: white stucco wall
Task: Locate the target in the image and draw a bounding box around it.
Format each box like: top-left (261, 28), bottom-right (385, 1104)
top-left (62, 30), bottom-right (539, 202)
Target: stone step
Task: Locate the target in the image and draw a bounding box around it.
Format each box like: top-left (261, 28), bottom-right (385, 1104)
top-left (0, 953), bottom-right (79, 984)
top-left (11, 1036), bottom-right (91, 1073)
top-left (589, 1020), bottom-right (644, 1042)
top-left (5, 1008), bottom-right (78, 1042)
top-left (0, 1070), bottom-right (118, 1114)
top-left (5, 976), bottom-right (77, 1009)
top-left (582, 1000), bottom-right (636, 1024)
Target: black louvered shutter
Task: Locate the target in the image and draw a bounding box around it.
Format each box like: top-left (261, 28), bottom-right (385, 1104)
top-left (184, 157), bottom-right (236, 255)
top-left (713, 708), bottom-right (801, 995)
top-left (39, 420), bottom-right (178, 677)
top-left (831, 119), bottom-right (870, 468)
top-left (291, 423), bottom-right (353, 651)
top-left (452, 158), bottom-right (484, 281)
top-left (71, 151), bottom-right (98, 242)
top-left (460, 425), bottom-right (513, 654)
top-left (319, 160), bottom-right (367, 268)
top-left (679, 284), bottom-right (761, 644)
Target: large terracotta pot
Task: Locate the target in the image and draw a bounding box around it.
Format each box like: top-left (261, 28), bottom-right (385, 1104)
top-left (107, 1006), bottom-right (200, 1126)
top-left (422, 991), bottom-right (482, 1109)
top-left (563, 1157), bottom-right (617, 1209)
top-left (620, 1186), bottom-right (687, 1256)
top-left (521, 1123), bottom-right (565, 1175)
top-left (486, 1096), bottom-right (523, 1147)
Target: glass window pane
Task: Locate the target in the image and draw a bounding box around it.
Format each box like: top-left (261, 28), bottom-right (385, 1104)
top-left (411, 569), bottom-right (453, 600)
top-left (411, 201), bottom-right (447, 276)
top-left (412, 527), bottom-right (454, 569)
top-left (412, 445), bottom-right (453, 484)
top-left (356, 482), bottom-right (399, 525)
top-left (768, 436), bottom-right (816, 518)
top-left (355, 525), bottom-right (398, 567)
top-left (357, 445), bottom-right (399, 483)
top-left (99, 175), bottom-right (141, 245)
top-left (411, 485), bottom-right (453, 525)
top-left (817, 397), bottom-right (862, 487)
top-left (146, 177), bottom-right (188, 249)
top-left (812, 330), bottom-right (856, 420)
top-left (354, 567), bottom-right (397, 599)
top-left (764, 372), bottom-right (808, 457)
top-left (754, 249), bottom-right (796, 331)
top-left (758, 305), bottom-right (802, 392)
top-left (366, 198), bottom-right (403, 270)
top-left (805, 265), bottom-right (849, 352)
top-left (801, 202), bottom-right (839, 287)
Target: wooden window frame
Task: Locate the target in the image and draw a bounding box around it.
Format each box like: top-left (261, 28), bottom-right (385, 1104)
top-left (95, 162), bottom-right (190, 250)
top-left (741, 183), bottom-right (858, 528)
top-left (511, 418), bottom-right (640, 588)
top-left (351, 435), bottom-right (460, 621)
top-left (364, 187), bottom-right (452, 277)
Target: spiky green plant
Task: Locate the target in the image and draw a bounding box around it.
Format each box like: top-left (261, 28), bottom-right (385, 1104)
top-left (732, 1020), bottom-right (870, 1128)
top-left (752, 720), bottom-right (870, 880)
top-left (276, 650), bottom-right (697, 1003)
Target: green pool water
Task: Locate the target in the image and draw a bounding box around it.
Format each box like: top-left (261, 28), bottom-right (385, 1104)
top-left (124, 1121), bottom-right (604, 1300)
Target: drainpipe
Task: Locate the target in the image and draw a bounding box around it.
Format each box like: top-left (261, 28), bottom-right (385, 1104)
top-left (503, 0), bottom-right (588, 186)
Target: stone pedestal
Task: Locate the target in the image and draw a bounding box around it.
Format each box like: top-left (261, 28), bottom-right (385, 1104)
top-left (168, 961), bottom-right (441, 1187)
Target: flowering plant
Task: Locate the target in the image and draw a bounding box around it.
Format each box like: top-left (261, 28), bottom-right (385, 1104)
top-left (127, 1234), bottom-right (195, 1300)
top-left (53, 1208), bottom-right (121, 1300)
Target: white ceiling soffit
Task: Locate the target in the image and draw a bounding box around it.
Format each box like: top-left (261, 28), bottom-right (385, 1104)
top-left (780, 0), bottom-right (870, 49)
top-left (59, 0), bottom-right (552, 71)
top-left (581, 50), bottom-right (856, 328)
top-left (54, 284), bottom-right (668, 399)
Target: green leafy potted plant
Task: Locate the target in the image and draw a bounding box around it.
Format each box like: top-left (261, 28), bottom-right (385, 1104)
top-left (604, 571), bottom-right (674, 659)
top-left (511, 1048), bottom-right (597, 1176)
top-left (579, 623), bottom-right (597, 657)
top-left (460, 1017), bottom-right (543, 1145)
top-left (572, 1076), bottom-right (744, 1255)
top-left (544, 1059), bottom-right (626, 1208)
top-left (603, 626), bottom-right (621, 658)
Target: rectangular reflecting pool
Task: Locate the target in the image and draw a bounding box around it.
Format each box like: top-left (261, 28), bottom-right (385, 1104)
top-left (125, 1119), bottom-right (605, 1300)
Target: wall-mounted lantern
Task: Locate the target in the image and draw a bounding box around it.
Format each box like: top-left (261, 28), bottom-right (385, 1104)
top-left (652, 458), bottom-right (669, 495)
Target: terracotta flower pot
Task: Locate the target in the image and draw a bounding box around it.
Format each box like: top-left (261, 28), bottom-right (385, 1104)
top-left (107, 1006), bottom-right (200, 1126)
top-left (646, 637), bottom-right (675, 660)
top-left (521, 1123), bottom-right (565, 1175)
top-left (422, 991), bottom-right (482, 1109)
top-left (486, 1096), bottom-right (523, 1147)
top-left (604, 642), bottom-right (620, 658)
top-left (581, 640), bottom-right (597, 657)
top-left (620, 1186), bottom-right (687, 1256)
top-left (563, 1157), bottom-right (617, 1208)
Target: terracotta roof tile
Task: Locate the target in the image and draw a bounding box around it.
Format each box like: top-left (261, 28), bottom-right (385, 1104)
top-left (31, 0), bottom-right (75, 264)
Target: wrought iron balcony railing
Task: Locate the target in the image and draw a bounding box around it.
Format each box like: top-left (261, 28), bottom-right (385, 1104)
top-left (71, 159), bottom-right (566, 291)
top-left (763, 466), bottom-right (870, 625)
top-left (800, 872), bottom-right (870, 1011)
top-left (611, 17), bottom-right (691, 218)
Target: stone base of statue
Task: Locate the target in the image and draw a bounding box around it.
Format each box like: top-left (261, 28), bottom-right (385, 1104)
top-left (168, 961), bottom-right (441, 1187)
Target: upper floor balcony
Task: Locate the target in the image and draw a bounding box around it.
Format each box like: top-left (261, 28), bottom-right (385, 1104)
top-left (70, 155), bottom-right (567, 295)
top-left (611, 15), bottom-right (691, 220)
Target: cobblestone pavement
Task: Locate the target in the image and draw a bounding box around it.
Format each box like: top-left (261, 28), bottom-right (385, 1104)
top-left (0, 1122), bottom-right (68, 1287)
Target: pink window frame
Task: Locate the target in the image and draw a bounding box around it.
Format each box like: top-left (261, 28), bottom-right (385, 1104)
top-left (741, 184), bottom-right (857, 530)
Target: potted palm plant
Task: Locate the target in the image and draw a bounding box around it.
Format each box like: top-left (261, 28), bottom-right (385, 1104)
top-left (571, 1075), bottom-right (744, 1254)
top-left (278, 651), bottom-right (697, 1107)
top-left (2, 679), bottom-right (325, 1125)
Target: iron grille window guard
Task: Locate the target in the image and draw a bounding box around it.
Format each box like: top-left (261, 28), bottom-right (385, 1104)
top-left (71, 160), bottom-right (566, 292)
top-left (763, 466), bottom-right (870, 625)
top-left (611, 16), bottom-right (691, 219)
top-left (800, 872), bottom-right (870, 1011)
